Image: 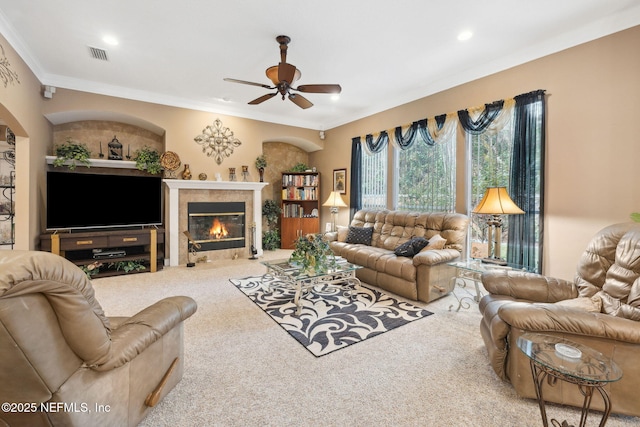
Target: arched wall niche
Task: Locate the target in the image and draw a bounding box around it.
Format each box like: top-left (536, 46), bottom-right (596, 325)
top-left (47, 111), bottom-right (165, 159)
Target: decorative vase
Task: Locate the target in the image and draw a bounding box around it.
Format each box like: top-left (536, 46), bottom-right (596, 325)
top-left (182, 164), bottom-right (192, 180)
top-left (258, 167), bottom-right (265, 182)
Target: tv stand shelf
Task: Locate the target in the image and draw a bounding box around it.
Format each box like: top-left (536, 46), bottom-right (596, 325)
top-left (40, 228), bottom-right (164, 277)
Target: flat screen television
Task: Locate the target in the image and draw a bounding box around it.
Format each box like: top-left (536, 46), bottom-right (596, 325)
top-left (46, 170), bottom-right (163, 230)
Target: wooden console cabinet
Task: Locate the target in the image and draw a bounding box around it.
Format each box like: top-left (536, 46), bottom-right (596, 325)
top-left (40, 228), bottom-right (164, 277)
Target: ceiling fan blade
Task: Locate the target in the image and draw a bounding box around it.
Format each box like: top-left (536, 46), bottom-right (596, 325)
top-left (288, 93), bottom-right (313, 109)
top-left (278, 62), bottom-right (297, 84)
top-left (224, 78), bottom-right (273, 89)
top-left (296, 84), bottom-right (342, 94)
top-left (248, 93), bottom-right (277, 105)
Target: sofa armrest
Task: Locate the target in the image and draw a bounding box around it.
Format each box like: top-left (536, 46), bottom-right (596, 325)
top-left (499, 301), bottom-right (640, 344)
top-left (412, 248), bottom-right (460, 267)
top-left (482, 270), bottom-right (577, 303)
top-left (93, 296), bottom-right (197, 371)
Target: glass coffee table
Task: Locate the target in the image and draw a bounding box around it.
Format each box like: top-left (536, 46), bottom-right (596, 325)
top-left (261, 257), bottom-right (363, 315)
top-left (447, 259), bottom-right (528, 311)
top-left (517, 333), bottom-right (622, 427)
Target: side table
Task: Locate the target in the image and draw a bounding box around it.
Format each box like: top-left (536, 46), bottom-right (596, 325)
top-left (447, 260), bottom-right (526, 311)
top-left (517, 333), bottom-right (622, 427)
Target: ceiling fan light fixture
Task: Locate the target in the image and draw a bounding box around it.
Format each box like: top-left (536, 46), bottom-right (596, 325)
top-left (266, 65), bottom-right (301, 85)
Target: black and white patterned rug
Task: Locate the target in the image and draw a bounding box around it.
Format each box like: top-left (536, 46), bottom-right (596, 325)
top-left (229, 275), bottom-right (433, 357)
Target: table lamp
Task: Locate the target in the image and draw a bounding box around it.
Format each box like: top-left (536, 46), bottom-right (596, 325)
top-left (472, 187), bottom-right (524, 265)
top-left (322, 191), bottom-right (348, 232)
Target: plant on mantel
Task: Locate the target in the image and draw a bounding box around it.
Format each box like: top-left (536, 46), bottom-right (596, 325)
top-left (53, 138), bottom-right (92, 170)
top-left (134, 146), bottom-right (163, 174)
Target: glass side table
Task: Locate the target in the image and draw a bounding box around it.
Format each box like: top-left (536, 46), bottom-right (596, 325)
top-left (517, 333), bottom-right (622, 427)
top-left (446, 259), bottom-right (527, 311)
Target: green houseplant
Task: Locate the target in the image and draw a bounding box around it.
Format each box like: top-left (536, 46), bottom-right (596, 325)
top-left (53, 138), bottom-right (92, 170)
top-left (134, 146), bottom-right (163, 174)
top-left (262, 199), bottom-right (282, 250)
top-left (289, 162), bottom-right (309, 173)
top-left (255, 154), bottom-right (267, 182)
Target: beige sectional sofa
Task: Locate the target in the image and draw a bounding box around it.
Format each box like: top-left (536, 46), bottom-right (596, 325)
top-left (326, 208), bottom-right (469, 303)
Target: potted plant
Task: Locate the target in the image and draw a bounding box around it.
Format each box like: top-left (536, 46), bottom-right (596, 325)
top-left (262, 199), bottom-right (281, 250)
top-left (262, 229), bottom-right (281, 251)
top-left (134, 146), bottom-right (163, 174)
top-left (255, 154), bottom-right (267, 182)
top-left (53, 138), bottom-right (92, 170)
top-left (289, 233), bottom-right (337, 274)
top-left (289, 162), bottom-right (309, 173)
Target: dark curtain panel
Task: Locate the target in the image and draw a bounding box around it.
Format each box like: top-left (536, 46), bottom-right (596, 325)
top-left (458, 100), bottom-right (504, 134)
top-left (349, 137), bottom-right (362, 220)
top-left (507, 90), bottom-right (546, 273)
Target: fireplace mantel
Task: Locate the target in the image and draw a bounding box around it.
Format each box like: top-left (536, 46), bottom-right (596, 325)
top-left (164, 179), bottom-right (269, 266)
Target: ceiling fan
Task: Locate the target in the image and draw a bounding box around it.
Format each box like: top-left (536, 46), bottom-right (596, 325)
top-left (224, 35), bottom-right (342, 109)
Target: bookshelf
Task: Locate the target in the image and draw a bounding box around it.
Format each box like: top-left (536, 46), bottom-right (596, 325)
top-left (280, 172), bottom-right (320, 249)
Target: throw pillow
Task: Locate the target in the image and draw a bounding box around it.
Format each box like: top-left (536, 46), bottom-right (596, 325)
top-left (336, 225), bottom-right (349, 242)
top-left (394, 240), bottom-right (416, 257)
top-left (394, 237), bottom-right (430, 257)
top-left (411, 237), bottom-right (430, 253)
top-left (420, 234), bottom-right (447, 252)
top-left (345, 226), bottom-right (374, 245)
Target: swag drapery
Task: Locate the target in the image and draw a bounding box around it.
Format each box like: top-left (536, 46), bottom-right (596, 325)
top-left (350, 89), bottom-right (545, 272)
top-left (350, 113), bottom-right (457, 217)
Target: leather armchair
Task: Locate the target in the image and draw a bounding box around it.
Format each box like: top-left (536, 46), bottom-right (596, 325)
top-left (0, 251), bottom-right (197, 427)
top-left (479, 222), bottom-right (640, 417)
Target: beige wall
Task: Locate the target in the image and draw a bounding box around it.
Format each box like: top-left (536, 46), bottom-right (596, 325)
top-left (0, 32), bottom-right (52, 250)
top-left (2, 25), bottom-right (639, 279)
top-left (311, 25), bottom-right (640, 280)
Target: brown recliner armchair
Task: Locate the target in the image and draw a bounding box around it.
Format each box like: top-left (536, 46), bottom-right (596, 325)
top-left (0, 251), bottom-right (197, 427)
top-left (479, 222), bottom-right (640, 417)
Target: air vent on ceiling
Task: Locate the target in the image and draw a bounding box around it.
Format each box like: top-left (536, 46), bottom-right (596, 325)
top-left (88, 46), bottom-right (109, 61)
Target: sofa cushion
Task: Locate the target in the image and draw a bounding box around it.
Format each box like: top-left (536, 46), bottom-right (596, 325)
top-left (346, 226), bottom-right (374, 245)
top-left (394, 237), bottom-right (430, 257)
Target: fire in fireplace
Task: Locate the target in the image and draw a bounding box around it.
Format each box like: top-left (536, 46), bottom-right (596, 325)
top-left (188, 202), bottom-right (245, 251)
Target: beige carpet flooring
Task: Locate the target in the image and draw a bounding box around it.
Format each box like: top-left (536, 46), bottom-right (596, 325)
top-left (92, 250), bottom-right (639, 427)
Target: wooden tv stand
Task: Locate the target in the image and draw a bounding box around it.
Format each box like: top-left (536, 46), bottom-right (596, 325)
top-left (40, 227), bottom-right (165, 277)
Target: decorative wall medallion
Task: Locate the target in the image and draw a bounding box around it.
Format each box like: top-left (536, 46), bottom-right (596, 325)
top-left (0, 44), bottom-right (20, 87)
top-left (194, 118), bottom-right (242, 165)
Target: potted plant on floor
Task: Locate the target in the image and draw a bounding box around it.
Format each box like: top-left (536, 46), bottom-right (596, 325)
top-left (262, 199), bottom-right (281, 250)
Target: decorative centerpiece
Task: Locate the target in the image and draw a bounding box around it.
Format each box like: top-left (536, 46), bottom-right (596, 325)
top-left (255, 154), bottom-right (267, 182)
top-left (289, 233), bottom-right (337, 274)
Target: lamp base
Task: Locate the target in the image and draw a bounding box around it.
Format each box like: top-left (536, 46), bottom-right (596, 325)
top-left (481, 257), bottom-right (508, 266)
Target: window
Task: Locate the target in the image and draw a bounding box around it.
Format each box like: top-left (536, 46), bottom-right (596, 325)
top-left (467, 112), bottom-right (515, 259)
top-left (361, 146), bottom-right (387, 209)
top-left (395, 133), bottom-right (456, 212)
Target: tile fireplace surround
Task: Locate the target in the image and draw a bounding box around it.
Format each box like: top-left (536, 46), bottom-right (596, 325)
top-left (164, 180), bottom-right (268, 266)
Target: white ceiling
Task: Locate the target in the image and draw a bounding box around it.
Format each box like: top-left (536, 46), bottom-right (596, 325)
top-left (1, 1), bottom-right (639, 131)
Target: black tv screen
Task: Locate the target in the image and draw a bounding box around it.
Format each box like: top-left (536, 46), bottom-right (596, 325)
top-left (46, 170), bottom-right (163, 230)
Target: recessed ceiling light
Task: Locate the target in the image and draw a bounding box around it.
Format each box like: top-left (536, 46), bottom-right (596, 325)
top-left (457, 30), bottom-right (473, 41)
top-left (331, 94), bottom-right (340, 101)
top-left (102, 35), bottom-right (119, 46)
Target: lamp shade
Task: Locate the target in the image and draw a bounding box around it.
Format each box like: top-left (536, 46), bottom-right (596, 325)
top-left (473, 187), bottom-right (524, 215)
top-left (322, 191), bottom-right (348, 208)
